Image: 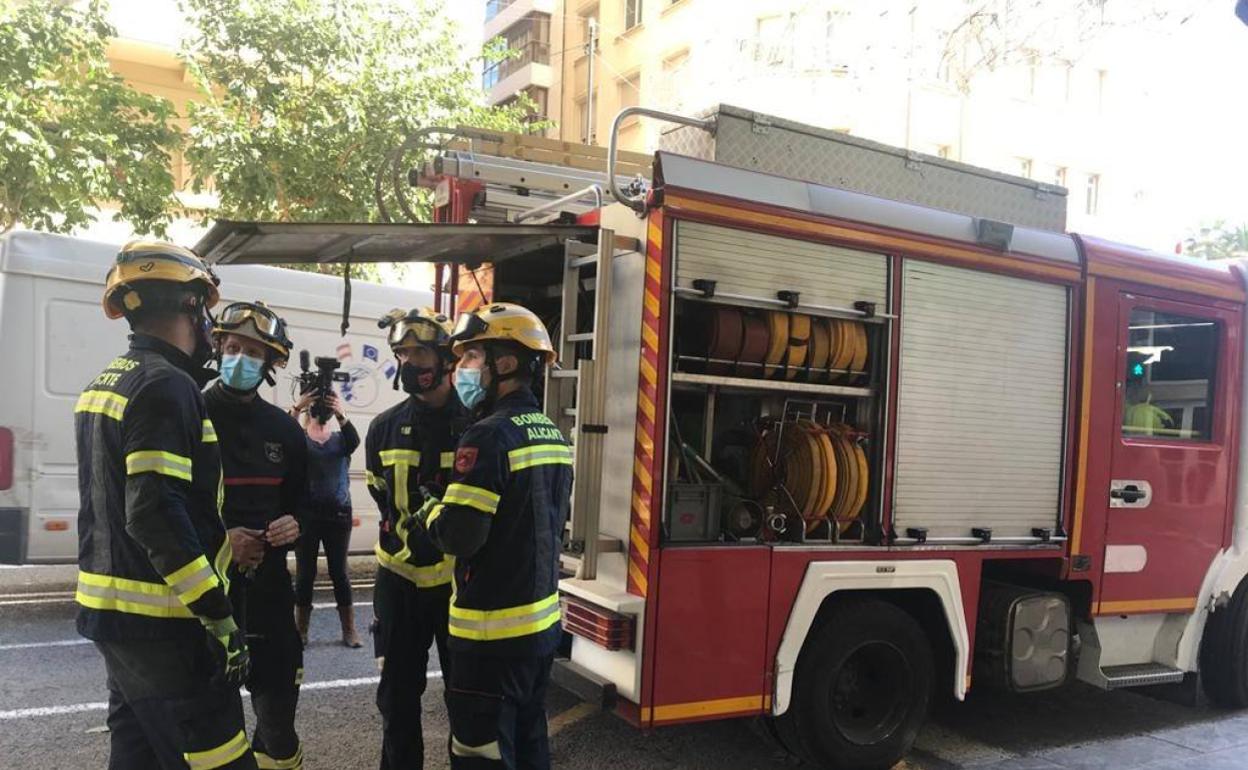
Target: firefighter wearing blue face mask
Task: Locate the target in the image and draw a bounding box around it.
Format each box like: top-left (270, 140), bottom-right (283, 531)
top-left (205, 301), bottom-right (310, 770)
top-left (414, 303), bottom-right (572, 770)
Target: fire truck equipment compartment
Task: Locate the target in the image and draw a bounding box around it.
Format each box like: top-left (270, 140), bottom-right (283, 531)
top-left (893, 260), bottom-right (1067, 540)
top-left (667, 483), bottom-right (723, 542)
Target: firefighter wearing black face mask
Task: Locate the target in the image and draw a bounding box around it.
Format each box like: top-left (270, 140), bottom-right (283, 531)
top-left (365, 307), bottom-right (470, 770)
top-left (414, 303), bottom-right (572, 770)
top-left (204, 301), bottom-right (309, 770)
top-left (77, 241), bottom-right (258, 769)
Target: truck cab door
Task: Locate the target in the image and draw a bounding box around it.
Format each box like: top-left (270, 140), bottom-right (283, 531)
top-left (1098, 294), bottom-right (1239, 615)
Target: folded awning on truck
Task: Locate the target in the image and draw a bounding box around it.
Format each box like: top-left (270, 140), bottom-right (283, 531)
top-left (194, 220), bottom-right (596, 266)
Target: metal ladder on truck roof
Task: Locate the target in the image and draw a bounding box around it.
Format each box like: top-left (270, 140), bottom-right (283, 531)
top-left (546, 229), bottom-right (621, 581)
top-left (417, 127), bottom-right (653, 224)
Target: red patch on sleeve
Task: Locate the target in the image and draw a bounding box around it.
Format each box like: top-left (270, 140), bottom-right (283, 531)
top-left (455, 447), bottom-right (479, 474)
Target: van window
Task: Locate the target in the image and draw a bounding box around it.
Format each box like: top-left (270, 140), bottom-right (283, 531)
top-left (1121, 308), bottom-right (1217, 441)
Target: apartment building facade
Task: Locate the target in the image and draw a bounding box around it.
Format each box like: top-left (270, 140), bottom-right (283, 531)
top-left (480, 0), bottom-right (1191, 246)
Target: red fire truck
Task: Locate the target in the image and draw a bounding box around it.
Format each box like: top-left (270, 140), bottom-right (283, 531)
top-left (196, 105), bottom-right (1248, 770)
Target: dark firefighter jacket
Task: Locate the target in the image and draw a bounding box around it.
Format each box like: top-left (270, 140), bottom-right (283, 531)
top-left (425, 387), bottom-right (573, 656)
top-left (75, 334), bottom-right (234, 642)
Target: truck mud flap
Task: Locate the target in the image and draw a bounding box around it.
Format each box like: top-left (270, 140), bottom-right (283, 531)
top-left (551, 657), bottom-right (617, 710)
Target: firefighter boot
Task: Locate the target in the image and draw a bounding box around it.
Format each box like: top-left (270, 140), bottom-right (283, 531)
top-left (338, 605), bottom-right (362, 648)
top-left (295, 605), bottom-right (311, 648)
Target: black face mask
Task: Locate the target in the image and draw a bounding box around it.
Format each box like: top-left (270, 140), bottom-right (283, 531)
top-left (399, 361), bottom-right (442, 394)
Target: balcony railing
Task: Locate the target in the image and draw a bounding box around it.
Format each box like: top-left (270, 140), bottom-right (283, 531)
top-left (485, 0), bottom-right (516, 22)
top-left (483, 40), bottom-right (550, 91)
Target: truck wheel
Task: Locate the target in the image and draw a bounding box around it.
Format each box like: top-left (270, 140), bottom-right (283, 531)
top-left (1201, 579), bottom-right (1248, 708)
top-left (790, 598), bottom-right (933, 770)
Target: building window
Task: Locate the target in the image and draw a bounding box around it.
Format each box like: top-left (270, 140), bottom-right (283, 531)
top-left (1024, 52), bottom-right (1039, 98)
top-left (1096, 69), bottom-right (1108, 112)
top-left (1018, 158), bottom-right (1033, 179)
top-left (1053, 166), bottom-right (1067, 188)
top-left (485, 0), bottom-right (515, 22)
top-left (482, 12), bottom-right (551, 90)
top-left (579, 3), bottom-right (599, 45)
top-left (1122, 309), bottom-right (1217, 441)
top-left (501, 86), bottom-right (548, 131)
top-left (1085, 173), bottom-right (1100, 215)
top-left (618, 71), bottom-right (640, 111)
top-left (577, 93), bottom-right (596, 143)
top-left (624, 0), bottom-right (642, 29)
top-left (936, 145), bottom-right (952, 160)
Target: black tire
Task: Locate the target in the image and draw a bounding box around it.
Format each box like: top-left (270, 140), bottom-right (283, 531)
top-left (789, 598), bottom-right (933, 770)
top-left (1200, 578), bottom-right (1248, 708)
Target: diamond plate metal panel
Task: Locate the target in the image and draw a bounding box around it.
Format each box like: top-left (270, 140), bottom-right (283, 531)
top-left (659, 105), bottom-right (1066, 232)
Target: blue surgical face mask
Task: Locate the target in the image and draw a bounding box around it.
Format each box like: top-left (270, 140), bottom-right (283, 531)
top-left (220, 353), bottom-right (265, 391)
top-left (454, 366), bottom-right (487, 410)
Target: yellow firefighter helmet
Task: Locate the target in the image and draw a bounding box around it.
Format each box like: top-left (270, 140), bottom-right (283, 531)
top-left (102, 240), bottom-right (220, 320)
top-left (212, 300), bottom-right (293, 364)
top-left (449, 302), bottom-right (557, 365)
top-left (380, 307), bottom-right (455, 352)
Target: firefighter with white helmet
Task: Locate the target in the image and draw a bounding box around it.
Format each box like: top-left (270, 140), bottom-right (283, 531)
top-left (365, 307), bottom-right (471, 769)
top-left (414, 302), bottom-right (573, 769)
top-left (205, 301), bottom-right (309, 769)
top-left (77, 241), bottom-right (258, 768)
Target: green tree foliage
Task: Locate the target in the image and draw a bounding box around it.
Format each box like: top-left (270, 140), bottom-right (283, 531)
top-left (179, 0), bottom-right (533, 281)
top-left (1183, 221), bottom-right (1248, 261)
top-left (179, 0), bottom-right (530, 222)
top-left (0, 0), bottom-right (181, 235)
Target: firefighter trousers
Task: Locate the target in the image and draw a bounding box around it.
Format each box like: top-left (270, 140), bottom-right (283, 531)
top-left (373, 567), bottom-right (451, 770)
top-left (446, 651), bottom-right (555, 770)
top-left (96, 638), bottom-right (257, 770)
top-left (230, 554), bottom-right (304, 769)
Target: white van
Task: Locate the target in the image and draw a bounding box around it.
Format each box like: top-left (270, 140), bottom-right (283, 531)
top-left (0, 230), bottom-right (429, 563)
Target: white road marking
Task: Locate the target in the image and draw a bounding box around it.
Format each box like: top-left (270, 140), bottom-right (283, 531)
top-left (0, 597), bottom-right (74, 606)
top-left (0, 639), bottom-right (92, 651)
top-left (0, 671), bottom-right (438, 720)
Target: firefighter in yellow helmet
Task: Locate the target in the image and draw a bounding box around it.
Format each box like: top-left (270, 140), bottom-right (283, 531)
top-left (77, 241), bottom-right (258, 768)
top-left (365, 307), bottom-right (471, 769)
top-left (204, 301), bottom-right (309, 770)
top-left (414, 303), bottom-right (572, 769)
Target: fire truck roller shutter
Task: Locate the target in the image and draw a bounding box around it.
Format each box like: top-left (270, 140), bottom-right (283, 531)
top-left (893, 260), bottom-right (1067, 540)
top-left (673, 220), bottom-right (889, 320)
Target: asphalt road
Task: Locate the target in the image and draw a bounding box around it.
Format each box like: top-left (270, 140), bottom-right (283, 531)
top-left (6, 563), bottom-right (1248, 769)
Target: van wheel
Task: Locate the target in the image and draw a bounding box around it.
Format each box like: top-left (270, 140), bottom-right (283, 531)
top-left (790, 598), bottom-right (932, 770)
top-left (1201, 580), bottom-right (1248, 708)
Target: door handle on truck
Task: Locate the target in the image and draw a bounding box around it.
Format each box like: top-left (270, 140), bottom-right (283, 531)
top-left (1109, 480), bottom-right (1152, 508)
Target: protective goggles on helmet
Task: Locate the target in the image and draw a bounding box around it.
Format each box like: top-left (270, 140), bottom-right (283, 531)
top-left (387, 316), bottom-right (450, 349)
top-left (216, 302), bottom-right (285, 341)
top-left (449, 311), bottom-right (490, 344)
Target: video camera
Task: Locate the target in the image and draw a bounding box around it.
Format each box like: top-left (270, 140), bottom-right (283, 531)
top-left (298, 349), bottom-right (350, 423)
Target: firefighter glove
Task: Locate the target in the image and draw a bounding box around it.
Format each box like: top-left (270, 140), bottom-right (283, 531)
top-left (203, 615), bottom-right (250, 687)
top-left (414, 492), bottom-right (441, 530)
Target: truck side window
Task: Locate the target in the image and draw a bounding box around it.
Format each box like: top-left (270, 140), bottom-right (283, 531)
top-left (1122, 309), bottom-right (1217, 441)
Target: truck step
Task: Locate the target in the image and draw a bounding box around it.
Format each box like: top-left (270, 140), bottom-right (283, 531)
top-left (1102, 663), bottom-right (1185, 689)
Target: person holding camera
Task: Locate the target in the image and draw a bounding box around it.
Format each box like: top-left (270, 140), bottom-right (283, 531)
top-left (290, 389), bottom-right (361, 648)
top-left (205, 300), bottom-right (308, 770)
top-left (366, 307), bottom-right (470, 770)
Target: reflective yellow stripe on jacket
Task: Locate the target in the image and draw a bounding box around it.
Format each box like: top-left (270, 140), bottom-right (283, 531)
top-left (75, 571), bottom-right (194, 619)
top-left (184, 729), bottom-right (250, 769)
top-left (448, 592), bottom-right (561, 642)
top-left (442, 483), bottom-right (500, 515)
top-left (374, 544), bottom-right (453, 588)
top-left (125, 450), bottom-right (193, 482)
top-left (162, 555), bottom-right (220, 605)
top-left (201, 419), bottom-right (218, 443)
top-left (75, 390), bottom-right (129, 421)
top-left (507, 444), bottom-right (573, 471)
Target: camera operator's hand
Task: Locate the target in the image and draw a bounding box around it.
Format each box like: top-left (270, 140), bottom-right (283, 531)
top-left (265, 515), bottom-right (301, 548)
top-left (291, 391), bottom-right (316, 417)
top-left (228, 527), bottom-right (265, 569)
top-left (326, 392), bottom-right (347, 421)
